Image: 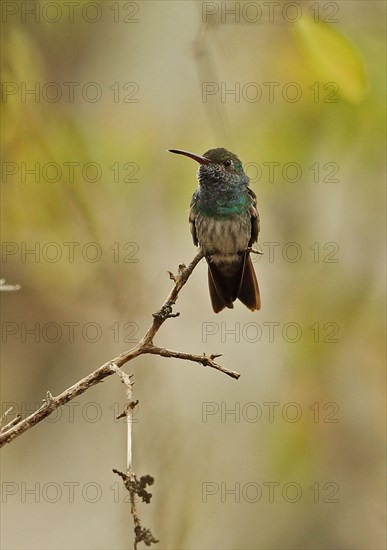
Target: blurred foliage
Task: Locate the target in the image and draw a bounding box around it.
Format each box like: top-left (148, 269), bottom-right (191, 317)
top-left (293, 16), bottom-right (367, 103)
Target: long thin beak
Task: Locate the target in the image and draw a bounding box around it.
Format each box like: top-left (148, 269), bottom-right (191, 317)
top-left (168, 149), bottom-right (211, 165)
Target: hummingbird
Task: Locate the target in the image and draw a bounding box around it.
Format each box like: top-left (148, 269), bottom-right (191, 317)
top-left (169, 147), bottom-right (261, 313)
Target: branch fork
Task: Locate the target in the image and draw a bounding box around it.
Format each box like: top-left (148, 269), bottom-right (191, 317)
top-left (0, 249), bottom-right (240, 448)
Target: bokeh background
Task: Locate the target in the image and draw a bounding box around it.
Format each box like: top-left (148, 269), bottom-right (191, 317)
top-left (1, 1), bottom-right (386, 549)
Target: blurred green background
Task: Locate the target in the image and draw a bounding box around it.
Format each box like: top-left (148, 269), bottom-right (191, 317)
top-left (1, 1), bottom-right (386, 549)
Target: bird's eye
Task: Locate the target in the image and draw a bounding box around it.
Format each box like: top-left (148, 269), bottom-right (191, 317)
top-left (224, 159), bottom-right (233, 168)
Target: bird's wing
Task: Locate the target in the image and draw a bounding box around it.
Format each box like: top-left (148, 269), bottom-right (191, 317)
top-left (189, 193), bottom-right (198, 246)
top-left (247, 187), bottom-right (260, 246)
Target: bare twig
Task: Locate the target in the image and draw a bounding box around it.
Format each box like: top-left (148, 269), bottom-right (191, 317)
top-left (0, 249), bottom-right (240, 448)
top-left (0, 407), bottom-right (22, 433)
top-left (1, 406), bottom-right (14, 426)
top-left (147, 347), bottom-right (239, 379)
top-left (0, 279), bottom-right (21, 291)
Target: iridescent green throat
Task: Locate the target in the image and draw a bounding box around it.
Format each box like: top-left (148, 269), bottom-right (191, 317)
top-left (197, 194), bottom-right (249, 219)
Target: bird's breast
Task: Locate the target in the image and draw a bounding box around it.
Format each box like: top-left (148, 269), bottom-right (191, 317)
top-left (195, 213), bottom-right (251, 264)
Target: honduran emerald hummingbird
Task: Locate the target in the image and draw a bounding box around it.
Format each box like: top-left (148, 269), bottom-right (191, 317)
top-left (169, 147), bottom-right (261, 313)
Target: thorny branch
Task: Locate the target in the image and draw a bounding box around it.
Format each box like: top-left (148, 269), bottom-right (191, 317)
top-left (0, 249), bottom-right (240, 448)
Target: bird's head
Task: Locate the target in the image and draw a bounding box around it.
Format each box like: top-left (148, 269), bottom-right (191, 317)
top-left (169, 147), bottom-right (249, 188)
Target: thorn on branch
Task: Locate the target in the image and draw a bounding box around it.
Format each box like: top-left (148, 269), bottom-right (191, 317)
top-left (167, 271), bottom-right (177, 282)
top-left (209, 353), bottom-right (223, 360)
top-left (43, 391), bottom-right (53, 405)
